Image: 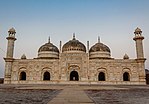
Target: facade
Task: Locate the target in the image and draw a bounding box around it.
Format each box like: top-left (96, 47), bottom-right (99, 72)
top-left (4, 28), bottom-right (146, 84)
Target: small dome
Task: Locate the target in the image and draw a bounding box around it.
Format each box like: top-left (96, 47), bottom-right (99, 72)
top-left (21, 54), bottom-right (26, 59)
top-left (8, 27), bottom-right (16, 34)
top-left (135, 27), bottom-right (141, 32)
top-left (134, 27), bottom-right (142, 35)
top-left (123, 54), bottom-right (129, 59)
top-left (38, 38), bottom-right (59, 59)
top-left (62, 34), bottom-right (86, 52)
top-left (89, 42), bottom-right (110, 53)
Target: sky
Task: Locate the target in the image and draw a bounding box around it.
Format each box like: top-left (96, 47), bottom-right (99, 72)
top-left (0, 0), bottom-right (149, 77)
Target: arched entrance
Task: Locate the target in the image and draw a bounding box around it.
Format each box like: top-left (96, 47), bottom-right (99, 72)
top-left (98, 72), bottom-right (105, 81)
top-left (123, 72), bottom-right (130, 81)
top-left (20, 71), bottom-right (26, 80)
top-left (70, 71), bottom-right (79, 81)
top-left (43, 71), bottom-right (50, 80)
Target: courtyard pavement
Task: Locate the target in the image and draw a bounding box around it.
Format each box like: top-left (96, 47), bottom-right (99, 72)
top-left (48, 85), bottom-right (94, 104)
top-left (0, 84), bottom-right (149, 104)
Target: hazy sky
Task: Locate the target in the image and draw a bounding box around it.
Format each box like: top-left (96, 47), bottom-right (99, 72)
top-left (0, 0), bottom-right (149, 77)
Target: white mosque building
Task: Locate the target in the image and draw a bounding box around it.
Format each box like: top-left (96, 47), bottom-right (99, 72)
top-left (4, 27), bottom-right (146, 84)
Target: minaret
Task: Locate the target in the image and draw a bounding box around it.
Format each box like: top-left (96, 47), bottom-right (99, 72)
top-left (133, 27), bottom-right (145, 59)
top-left (133, 27), bottom-right (146, 84)
top-left (4, 28), bottom-right (16, 84)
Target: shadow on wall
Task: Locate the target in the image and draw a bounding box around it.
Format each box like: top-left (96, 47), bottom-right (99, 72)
top-left (145, 69), bottom-right (149, 84)
top-left (0, 78), bottom-right (4, 84)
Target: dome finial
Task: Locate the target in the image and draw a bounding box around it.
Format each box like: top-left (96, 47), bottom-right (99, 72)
top-left (48, 36), bottom-right (50, 43)
top-left (98, 36), bottom-right (100, 43)
top-left (73, 33), bottom-right (75, 40)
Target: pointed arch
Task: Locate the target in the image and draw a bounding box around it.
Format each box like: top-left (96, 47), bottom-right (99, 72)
top-left (123, 72), bottom-right (130, 81)
top-left (68, 65), bottom-right (80, 81)
top-left (97, 68), bottom-right (107, 81)
top-left (43, 71), bottom-right (50, 80)
top-left (20, 71), bottom-right (26, 80)
top-left (98, 72), bottom-right (105, 81)
top-left (70, 71), bottom-right (79, 81)
top-left (42, 67), bottom-right (52, 81)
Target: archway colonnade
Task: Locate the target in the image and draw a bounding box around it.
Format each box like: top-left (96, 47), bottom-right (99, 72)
top-left (19, 68), bottom-right (131, 82)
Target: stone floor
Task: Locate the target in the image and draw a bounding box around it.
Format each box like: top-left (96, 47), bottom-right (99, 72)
top-left (0, 84), bottom-right (149, 104)
top-left (0, 85), bottom-right (61, 104)
top-left (85, 86), bottom-right (149, 104)
top-left (48, 85), bottom-right (94, 104)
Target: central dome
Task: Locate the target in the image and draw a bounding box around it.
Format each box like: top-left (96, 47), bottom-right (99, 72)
top-left (62, 34), bottom-right (86, 52)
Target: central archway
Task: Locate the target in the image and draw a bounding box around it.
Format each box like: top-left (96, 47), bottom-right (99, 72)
top-left (70, 71), bottom-right (79, 81)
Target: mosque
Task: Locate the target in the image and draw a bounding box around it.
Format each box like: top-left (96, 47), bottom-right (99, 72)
top-left (4, 27), bottom-right (146, 84)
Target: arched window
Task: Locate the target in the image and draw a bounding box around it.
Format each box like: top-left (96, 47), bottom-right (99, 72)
top-left (70, 71), bottom-right (79, 81)
top-left (123, 72), bottom-right (130, 81)
top-left (20, 71), bottom-right (26, 80)
top-left (98, 72), bottom-right (105, 81)
top-left (43, 71), bottom-right (50, 80)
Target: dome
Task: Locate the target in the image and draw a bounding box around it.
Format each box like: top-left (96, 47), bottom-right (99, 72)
top-left (134, 27), bottom-right (142, 35)
top-left (38, 42), bottom-right (59, 53)
top-left (123, 54), bottom-right (129, 59)
top-left (8, 27), bottom-right (16, 34)
top-left (62, 34), bottom-right (86, 52)
top-left (38, 38), bottom-right (59, 59)
top-left (89, 38), bottom-right (111, 59)
top-left (135, 27), bottom-right (142, 32)
top-left (89, 42), bottom-right (110, 53)
top-left (21, 54), bottom-right (27, 59)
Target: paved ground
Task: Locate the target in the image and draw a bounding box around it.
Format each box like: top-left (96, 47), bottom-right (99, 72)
top-left (85, 86), bottom-right (149, 104)
top-left (48, 85), bottom-right (94, 104)
top-left (0, 85), bottom-right (61, 104)
top-left (0, 84), bottom-right (149, 104)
